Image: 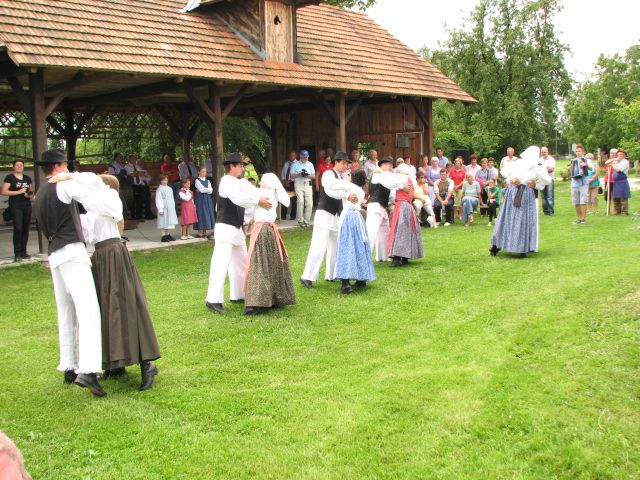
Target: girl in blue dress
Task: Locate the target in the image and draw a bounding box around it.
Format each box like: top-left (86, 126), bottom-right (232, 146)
top-left (194, 166), bottom-right (216, 237)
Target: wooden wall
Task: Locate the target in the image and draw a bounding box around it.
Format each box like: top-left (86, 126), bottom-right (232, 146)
top-left (264, 0), bottom-right (294, 62)
top-left (215, 0), bottom-right (265, 54)
top-left (272, 101), bottom-right (426, 173)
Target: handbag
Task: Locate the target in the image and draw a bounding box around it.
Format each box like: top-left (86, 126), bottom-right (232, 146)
top-left (598, 186), bottom-right (604, 194)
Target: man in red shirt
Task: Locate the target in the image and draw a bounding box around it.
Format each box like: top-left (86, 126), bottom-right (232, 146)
top-left (448, 156), bottom-right (467, 222)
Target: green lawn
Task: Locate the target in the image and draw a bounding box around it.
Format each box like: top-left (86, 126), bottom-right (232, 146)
top-left (1, 181), bottom-right (638, 479)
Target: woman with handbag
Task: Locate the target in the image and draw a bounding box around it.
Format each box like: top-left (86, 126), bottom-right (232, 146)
top-left (1, 160), bottom-right (33, 261)
top-left (586, 153), bottom-right (601, 214)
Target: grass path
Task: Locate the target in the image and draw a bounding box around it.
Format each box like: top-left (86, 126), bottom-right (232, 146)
top-left (0, 182), bottom-right (638, 479)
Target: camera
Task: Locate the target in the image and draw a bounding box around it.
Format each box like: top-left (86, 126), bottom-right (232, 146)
top-left (301, 169), bottom-right (308, 177)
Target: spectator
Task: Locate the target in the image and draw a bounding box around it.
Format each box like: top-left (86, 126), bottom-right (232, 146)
top-left (603, 148), bottom-right (618, 206)
top-left (499, 147), bottom-right (519, 172)
top-left (403, 155), bottom-right (417, 176)
top-left (586, 153), bottom-right (601, 214)
top-left (349, 149), bottom-right (362, 172)
top-left (434, 147), bottom-right (449, 168)
top-left (569, 144), bottom-right (592, 225)
top-left (424, 157), bottom-right (441, 204)
top-left (280, 150), bottom-right (298, 220)
top-left (316, 153), bottom-right (334, 192)
top-left (461, 173), bottom-right (482, 226)
top-left (178, 156), bottom-right (198, 186)
top-left (1, 160), bottom-right (33, 261)
top-left (126, 155), bottom-right (154, 220)
top-left (485, 178), bottom-right (500, 226)
top-left (363, 149), bottom-right (378, 183)
top-left (466, 154), bottom-right (481, 177)
top-left (194, 166), bottom-right (215, 238)
top-left (413, 172), bottom-right (436, 228)
top-left (433, 168), bottom-right (454, 226)
top-left (449, 157), bottom-right (467, 221)
top-left (487, 157), bottom-right (499, 180)
top-left (160, 154), bottom-right (180, 207)
top-left (539, 146), bottom-right (556, 215)
top-left (606, 149), bottom-right (631, 215)
top-left (289, 149), bottom-right (315, 227)
top-left (475, 158), bottom-right (491, 214)
top-left (108, 152), bottom-right (132, 218)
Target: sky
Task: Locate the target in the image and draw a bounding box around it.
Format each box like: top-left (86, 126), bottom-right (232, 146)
top-left (365, 0), bottom-right (640, 82)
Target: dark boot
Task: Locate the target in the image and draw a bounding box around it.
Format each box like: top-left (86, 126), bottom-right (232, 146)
top-left (139, 362), bottom-right (158, 391)
top-left (621, 199), bottom-right (629, 215)
top-left (74, 373), bottom-right (106, 397)
top-left (401, 257), bottom-right (408, 265)
top-left (63, 370), bottom-right (77, 384)
top-left (340, 280), bottom-right (353, 294)
top-left (103, 367), bottom-right (126, 379)
top-left (490, 245), bottom-right (500, 256)
top-left (614, 199), bottom-right (621, 215)
top-left (354, 280), bottom-right (367, 288)
top-left (242, 307), bottom-right (261, 316)
top-left (390, 257), bottom-right (403, 267)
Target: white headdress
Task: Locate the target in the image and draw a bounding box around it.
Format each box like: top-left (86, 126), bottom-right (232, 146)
top-left (260, 172), bottom-right (289, 207)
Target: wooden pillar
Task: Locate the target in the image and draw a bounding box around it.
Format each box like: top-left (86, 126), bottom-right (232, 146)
top-left (270, 110), bottom-right (279, 174)
top-left (63, 106), bottom-right (79, 171)
top-left (423, 98), bottom-right (434, 160)
top-left (29, 69), bottom-right (47, 254)
top-left (208, 83), bottom-right (224, 197)
top-left (335, 92), bottom-right (346, 152)
top-left (181, 134), bottom-right (191, 162)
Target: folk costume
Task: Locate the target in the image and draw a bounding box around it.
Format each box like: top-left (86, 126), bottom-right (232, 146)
top-left (179, 187), bottom-right (198, 225)
top-left (194, 176), bottom-right (216, 231)
top-left (491, 146), bottom-right (550, 256)
top-left (155, 184), bottom-right (178, 230)
top-left (365, 156), bottom-right (402, 262)
top-left (300, 152), bottom-right (352, 287)
top-left (33, 150), bottom-right (112, 396)
top-left (205, 154), bottom-right (260, 312)
top-left (611, 158), bottom-right (631, 215)
top-left (242, 173), bottom-right (296, 315)
top-left (334, 178), bottom-right (375, 291)
top-left (388, 163), bottom-right (424, 266)
top-left (77, 175), bottom-right (161, 390)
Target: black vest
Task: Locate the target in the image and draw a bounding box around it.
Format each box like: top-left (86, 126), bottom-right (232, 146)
top-left (217, 195), bottom-right (244, 228)
top-left (33, 181), bottom-right (84, 256)
top-left (317, 170), bottom-right (341, 216)
top-left (368, 182), bottom-right (391, 208)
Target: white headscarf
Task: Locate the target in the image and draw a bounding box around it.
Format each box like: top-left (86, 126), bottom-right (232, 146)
top-left (260, 172), bottom-right (289, 207)
top-left (504, 146), bottom-right (550, 189)
top-left (395, 163), bottom-right (417, 186)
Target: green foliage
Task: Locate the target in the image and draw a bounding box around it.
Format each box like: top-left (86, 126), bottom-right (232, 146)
top-left (564, 45), bottom-right (640, 158)
top-left (1, 183), bottom-right (639, 478)
top-left (325, 0), bottom-right (376, 10)
top-left (422, 0), bottom-right (571, 157)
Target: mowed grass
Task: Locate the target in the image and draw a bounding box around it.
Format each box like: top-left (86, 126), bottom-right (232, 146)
top-left (0, 181), bottom-right (638, 479)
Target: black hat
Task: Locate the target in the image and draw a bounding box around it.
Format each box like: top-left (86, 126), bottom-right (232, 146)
top-left (378, 156), bottom-right (394, 165)
top-left (333, 151), bottom-right (350, 162)
top-left (223, 152), bottom-right (244, 165)
top-left (38, 149), bottom-right (67, 165)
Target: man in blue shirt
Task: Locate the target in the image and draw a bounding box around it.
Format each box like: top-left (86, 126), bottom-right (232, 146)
top-left (289, 150), bottom-right (316, 227)
top-left (434, 147), bottom-right (449, 169)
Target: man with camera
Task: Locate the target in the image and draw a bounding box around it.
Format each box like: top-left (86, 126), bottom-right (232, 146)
top-left (289, 149), bottom-right (315, 227)
top-left (569, 144), bottom-right (592, 225)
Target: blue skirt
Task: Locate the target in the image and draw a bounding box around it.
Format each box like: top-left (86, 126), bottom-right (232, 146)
top-left (194, 191), bottom-right (216, 230)
top-left (492, 184), bottom-right (538, 253)
top-left (335, 209), bottom-right (376, 281)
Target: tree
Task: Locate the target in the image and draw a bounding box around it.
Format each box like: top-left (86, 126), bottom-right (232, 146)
top-left (325, 0), bottom-right (376, 10)
top-left (564, 45), bottom-right (640, 158)
top-left (422, 0), bottom-right (571, 157)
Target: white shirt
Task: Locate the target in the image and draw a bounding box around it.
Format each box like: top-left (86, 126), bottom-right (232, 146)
top-left (466, 164), bottom-right (481, 177)
top-left (539, 155), bottom-right (556, 179)
top-left (81, 189), bottom-right (123, 245)
top-left (252, 188), bottom-right (278, 223)
top-left (214, 175), bottom-right (259, 245)
top-left (48, 173), bottom-right (122, 269)
top-left (178, 189), bottom-right (193, 202)
top-left (125, 162), bottom-right (151, 185)
top-left (195, 177), bottom-right (213, 194)
top-left (313, 170), bottom-right (352, 231)
top-left (500, 156), bottom-right (519, 172)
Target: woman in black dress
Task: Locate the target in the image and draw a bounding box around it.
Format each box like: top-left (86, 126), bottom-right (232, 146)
top-left (1, 160), bottom-right (33, 261)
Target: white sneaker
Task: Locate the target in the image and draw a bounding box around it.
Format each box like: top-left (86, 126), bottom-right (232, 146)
top-left (180, 235), bottom-right (188, 240)
top-left (187, 235), bottom-right (195, 239)
top-left (444, 222), bottom-right (451, 227)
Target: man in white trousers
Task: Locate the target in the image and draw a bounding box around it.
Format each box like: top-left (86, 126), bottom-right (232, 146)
top-left (289, 149), bottom-right (315, 227)
top-left (34, 149), bottom-right (116, 397)
top-left (366, 156), bottom-right (405, 262)
top-left (300, 151), bottom-right (357, 288)
top-left (205, 153), bottom-right (272, 313)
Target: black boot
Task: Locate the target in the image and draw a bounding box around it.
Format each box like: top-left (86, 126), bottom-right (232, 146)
top-left (242, 307), bottom-right (261, 316)
top-left (390, 257), bottom-right (403, 267)
top-left (139, 361), bottom-right (158, 391)
top-left (354, 280), bottom-right (367, 288)
top-left (489, 245), bottom-right (499, 256)
top-left (340, 280), bottom-right (353, 294)
top-left (103, 367), bottom-right (126, 379)
top-left (63, 370), bottom-right (77, 384)
top-left (74, 373), bottom-right (106, 397)
top-left (401, 257), bottom-right (408, 265)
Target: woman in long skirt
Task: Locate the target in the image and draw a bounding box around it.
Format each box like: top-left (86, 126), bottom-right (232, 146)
top-left (243, 173), bottom-right (296, 315)
top-left (334, 169), bottom-right (375, 294)
top-left (388, 163), bottom-right (424, 267)
top-left (194, 166), bottom-right (215, 237)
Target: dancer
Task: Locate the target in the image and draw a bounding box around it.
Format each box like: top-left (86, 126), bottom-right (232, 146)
top-left (490, 146), bottom-right (550, 257)
top-left (300, 151), bottom-right (357, 288)
top-left (205, 153), bottom-right (272, 314)
top-left (243, 173), bottom-right (296, 315)
top-left (388, 163), bottom-right (424, 267)
top-left (366, 156), bottom-right (404, 262)
top-left (155, 174), bottom-right (178, 242)
top-left (54, 173), bottom-right (161, 390)
top-left (194, 166), bottom-right (215, 238)
top-left (334, 169), bottom-right (375, 294)
top-left (33, 149), bottom-right (107, 397)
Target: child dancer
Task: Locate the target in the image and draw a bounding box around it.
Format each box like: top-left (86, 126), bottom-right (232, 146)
top-left (243, 173), bottom-right (296, 315)
top-left (155, 174), bottom-right (178, 242)
top-left (485, 178), bottom-right (500, 226)
top-left (178, 178), bottom-right (198, 240)
top-left (194, 166), bottom-right (215, 238)
top-left (334, 169), bottom-right (375, 294)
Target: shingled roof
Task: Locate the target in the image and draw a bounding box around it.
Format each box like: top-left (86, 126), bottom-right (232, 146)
top-left (0, 0), bottom-right (475, 102)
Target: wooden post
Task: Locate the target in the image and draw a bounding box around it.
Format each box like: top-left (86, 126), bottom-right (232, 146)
top-left (423, 98), bottom-right (434, 160)
top-left (63, 106), bottom-right (79, 170)
top-left (270, 110), bottom-right (279, 174)
top-left (29, 69), bottom-right (48, 254)
top-left (208, 83), bottom-right (224, 197)
top-left (335, 91), bottom-right (346, 152)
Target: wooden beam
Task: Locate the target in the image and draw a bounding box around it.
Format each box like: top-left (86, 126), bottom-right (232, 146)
top-left (74, 106), bottom-right (98, 136)
top-left (7, 76), bottom-right (31, 116)
top-left (153, 105), bottom-right (183, 137)
top-left (29, 69), bottom-right (47, 253)
top-left (221, 83), bottom-right (252, 120)
top-left (311, 93), bottom-right (338, 127)
top-left (335, 91), bottom-right (346, 152)
top-left (410, 98), bottom-right (429, 132)
top-left (187, 117), bottom-right (202, 141)
top-left (345, 96), bottom-right (364, 125)
top-left (46, 115), bottom-right (66, 135)
top-left (250, 109), bottom-right (273, 138)
top-left (209, 83), bottom-right (224, 195)
top-left (423, 97), bottom-right (433, 160)
top-left (44, 71), bottom-right (92, 116)
top-left (183, 81), bottom-right (216, 125)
